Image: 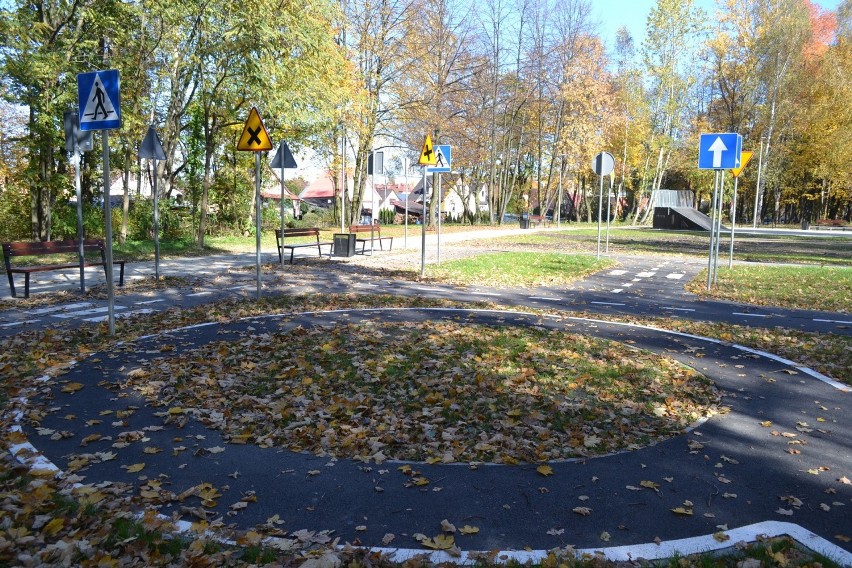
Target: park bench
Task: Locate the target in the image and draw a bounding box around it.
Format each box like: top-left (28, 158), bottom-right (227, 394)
top-left (348, 224), bottom-right (393, 253)
top-left (814, 219), bottom-right (849, 230)
top-left (529, 215), bottom-right (548, 228)
top-left (3, 239), bottom-right (126, 299)
top-left (275, 227), bottom-right (332, 264)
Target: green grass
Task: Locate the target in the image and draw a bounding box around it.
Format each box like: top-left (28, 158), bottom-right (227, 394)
top-left (426, 251), bottom-right (615, 287)
top-left (687, 265), bottom-right (852, 313)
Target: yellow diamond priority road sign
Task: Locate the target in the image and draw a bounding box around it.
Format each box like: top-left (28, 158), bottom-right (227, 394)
top-left (237, 107), bottom-right (273, 151)
top-left (418, 134), bottom-right (436, 166)
top-left (730, 150), bottom-right (754, 178)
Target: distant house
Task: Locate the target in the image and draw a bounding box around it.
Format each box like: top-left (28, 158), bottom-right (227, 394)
top-left (300, 171), bottom-right (350, 208)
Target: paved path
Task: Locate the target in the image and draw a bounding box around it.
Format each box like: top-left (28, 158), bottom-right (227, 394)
top-left (4, 228), bottom-right (852, 562)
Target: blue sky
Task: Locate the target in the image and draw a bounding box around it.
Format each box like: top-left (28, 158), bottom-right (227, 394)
top-left (595, 0), bottom-right (844, 52)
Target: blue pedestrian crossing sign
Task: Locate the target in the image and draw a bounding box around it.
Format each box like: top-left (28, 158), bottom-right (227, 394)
top-left (698, 133), bottom-right (742, 170)
top-left (426, 145), bottom-right (452, 173)
top-left (77, 70), bottom-right (121, 131)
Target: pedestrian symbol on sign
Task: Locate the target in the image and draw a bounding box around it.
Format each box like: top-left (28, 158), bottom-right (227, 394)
top-left (82, 75), bottom-right (117, 121)
top-left (77, 70), bottom-right (121, 131)
top-left (435, 147), bottom-right (446, 168)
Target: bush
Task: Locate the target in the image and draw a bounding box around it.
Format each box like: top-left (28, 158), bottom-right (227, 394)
top-left (0, 188), bottom-right (32, 241)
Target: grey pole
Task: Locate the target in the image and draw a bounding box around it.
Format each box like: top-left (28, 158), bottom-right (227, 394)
top-left (714, 170), bottom-right (726, 285)
top-left (596, 172), bottom-right (604, 259)
top-left (73, 151), bottom-right (86, 293)
top-left (280, 142), bottom-right (286, 267)
top-left (707, 170), bottom-right (719, 291)
top-left (404, 157), bottom-right (409, 249)
top-left (436, 173), bottom-right (442, 265)
top-left (752, 137), bottom-right (765, 228)
top-left (556, 156), bottom-right (563, 229)
top-left (606, 174), bottom-right (613, 253)
top-left (102, 131), bottom-right (115, 335)
top-left (255, 152), bottom-right (262, 299)
top-left (729, 175), bottom-right (739, 268)
top-left (420, 167), bottom-right (427, 278)
top-left (152, 159), bottom-right (160, 280)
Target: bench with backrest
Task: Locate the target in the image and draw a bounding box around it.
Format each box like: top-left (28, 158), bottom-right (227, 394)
top-left (814, 219), bottom-right (849, 230)
top-left (274, 227), bottom-right (332, 264)
top-left (348, 224), bottom-right (393, 253)
top-left (3, 239), bottom-right (126, 298)
top-left (528, 215), bottom-right (548, 228)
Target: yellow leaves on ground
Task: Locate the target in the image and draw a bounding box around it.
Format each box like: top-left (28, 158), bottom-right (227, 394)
top-left (118, 321), bottom-right (718, 463)
top-left (572, 507), bottom-right (593, 516)
top-left (60, 382), bottom-right (84, 393)
top-left (672, 501), bottom-right (694, 516)
top-left (123, 463), bottom-right (145, 473)
top-left (536, 464), bottom-right (554, 476)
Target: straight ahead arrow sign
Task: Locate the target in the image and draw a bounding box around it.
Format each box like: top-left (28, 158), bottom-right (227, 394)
top-left (708, 137), bottom-right (727, 169)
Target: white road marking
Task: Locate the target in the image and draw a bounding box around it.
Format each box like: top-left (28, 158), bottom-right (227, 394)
top-left (528, 296), bottom-right (562, 301)
top-left (137, 299), bottom-right (166, 305)
top-left (636, 271), bottom-right (657, 278)
top-left (813, 318), bottom-right (852, 325)
top-left (186, 291), bottom-right (213, 297)
top-left (666, 273), bottom-right (685, 280)
top-left (611, 289), bottom-right (623, 294)
top-left (227, 285), bottom-right (252, 291)
top-left (25, 302), bottom-right (94, 315)
top-left (0, 319), bottom-right (40, 328)
top-left (621, 283), bottom-right (633, 288)
top-left (416, 286), bottom-right (445, 292)
top-left (52, 305), bottom-right (127, 318)
top-left (608, 269), bottom-right (628, 276)
top-left (663, 307), bottom-right (696, 312)
top-left (590, 301), bottom-right (625, 306)
top-left (84, 309), bottom-right (154, 323)
top-left (732, 312), bottom-right (770, 318)
top-left (470, 291), bottom-right (502, 297)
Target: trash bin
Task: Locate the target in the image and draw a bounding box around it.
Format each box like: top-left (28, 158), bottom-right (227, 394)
top-left (333, 233), bottom-right (356, 257)
top-left (519, 213), bottom-right (530, 229)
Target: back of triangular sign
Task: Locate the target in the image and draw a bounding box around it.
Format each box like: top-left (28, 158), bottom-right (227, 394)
top-left (270, 141), bottom-right (297, 169)
top-left (139, 125), bottom-right (166, 160)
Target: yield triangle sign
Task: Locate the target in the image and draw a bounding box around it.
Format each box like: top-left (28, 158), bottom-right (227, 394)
top-left (418, 134), bottom-right (436, 165)
top-left (270, 141), bottom-right (297, 169)
top-left (730, 150), bottom-right (754, 178)
top-left (139, 125), bottom-right (166, 160)
top-left (237, 108), bottom-right (273, 151)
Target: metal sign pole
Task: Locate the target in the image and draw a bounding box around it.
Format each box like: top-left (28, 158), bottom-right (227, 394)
top-left (73, 150), bottom-right (86, 293)
top-left (556, 157), bottom-right (563, 229)
top-left (436, 173), bottom-right (442, 265)
top-left (404, 159), bottom-right (409, 249)
top-left (420, 166), bottom-right (427, 278)
top-left (102, 131), bottom-right (115, 335)
top-left (707, 170), bottom-right (719, 291)
top-left (714, 170), bottom-right (726, 285)
top-left (606, 174), bottom-right (613, 253)
top-left (370, 173), bottom-right (375, 255)
top-left (280, 150), bottom-right (286, 267)
top-left (597, 172), bottom-right (604, 259)
top-left (152, 159), bottom-right (160, 280)
top-left (729, 175), bottom-right (739, 268)
top-left (255, 153), bottom-right (262, 299)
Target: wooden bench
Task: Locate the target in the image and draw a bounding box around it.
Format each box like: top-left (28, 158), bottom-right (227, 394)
top-left (3, 239), bottom-right (126, 299)
top-left (814, 219), bottom-right (849, 230)
top-left (275, 228), bottom-right (332, 264)
top-left (348, 224), bottom-right (393, 253)
top-left (529, 215), bottom-right (548, 228)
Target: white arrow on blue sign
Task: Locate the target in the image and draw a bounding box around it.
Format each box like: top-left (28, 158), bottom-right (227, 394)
top-left (426, 145), bottom-right (452, 173)
top-left (77, 70), bottom-right (121, 131)
top-left (698, 133), bottom-right (742, 170)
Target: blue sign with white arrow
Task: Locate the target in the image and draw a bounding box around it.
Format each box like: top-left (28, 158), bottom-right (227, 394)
top-left (698, 133), bottom-right (741, 170)
top-left (77, 70), bottom-right (121, 131)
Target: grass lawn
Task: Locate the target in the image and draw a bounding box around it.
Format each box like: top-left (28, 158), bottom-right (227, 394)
top-left (426, 251), bottom-right (615, 287)
top-left (686, 265), bottom-right (852, 313)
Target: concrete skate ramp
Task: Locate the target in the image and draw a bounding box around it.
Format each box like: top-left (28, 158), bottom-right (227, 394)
top-left (653, 206), bottom-right (719, 231)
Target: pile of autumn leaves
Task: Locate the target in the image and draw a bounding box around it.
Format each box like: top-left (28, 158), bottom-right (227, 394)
top-left (120, 320), bottom-right (718, 464)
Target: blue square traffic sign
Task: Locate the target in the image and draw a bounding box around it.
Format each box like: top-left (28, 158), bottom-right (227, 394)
top-left (698, 133), bottom-right (741, 170)
top-left (426, 145), bottom-right (452, 173)
top-left (77, 70), bottom-right (121, 131)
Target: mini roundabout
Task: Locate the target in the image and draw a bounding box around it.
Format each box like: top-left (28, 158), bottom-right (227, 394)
top-left (10, 306), bottom-right (852, 564)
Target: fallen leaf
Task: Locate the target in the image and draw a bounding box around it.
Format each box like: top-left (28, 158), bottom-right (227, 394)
top-left (600, 531), bottom-right (611, 542)
top-left (459, 525), bottom-right (479, 535)
top-left (61, 382), bottom-right (84, 393)
top-left (775, 508), bottom-right (794, 516)
top-left (671, 507), bottom-right (693, 516)
top-left (572, 507), bottom-right (593, 516)
top-left (124, 463), bottom-right (145, 473)
top-left (441, 519), bottom-right (456, 533)
top-left (536, 464), bottom-right (554, 476)
top-left (713, 531), bottom-right (730, 542)
top-left (546, 528), bottom-right (564, 536)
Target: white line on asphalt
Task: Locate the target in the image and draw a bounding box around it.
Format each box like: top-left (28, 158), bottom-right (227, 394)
top-left (732, 312), bottom-right (770, 318)
top-left (608, 269), bottom-right (628, 276)
top-left (227, 285), bottom-right (252, 291)
top-left (353, 283), bottom-right (378, 288)
top-left (136, 299), bottom-right (166, 305)
top-left (663, 307), bottom-right (696, 312)
top-left (25, 302), bottom-right (94, 315)
top-left (416, 287), bottom-right (445, 292)
top-left (470, 291), bottom-right (502, 297)
top-left (666, 273), bottom-right (685, 280)
top-left (185, 291), bottom-right (213, 297)
top-left (52, 305), bottom-right (127, 318)
top-left (631, 278), bottom-right (641, 282)
top-left (590, 301), bottom-right (626, 306)
top-left (621, 283), bottom-right (633, 287)
top-left (813, 318), bottom-right (852, 325)
top-left (636, 271), bottom-right (656, 278)
top-left (611, 289), bottom-right (623, 294)
top-left (528, 296), bottom-right (562, 301)
top-left (84, 309), bottom-right (154, 323)
top-left (0, 319), bottom-right (40, 328)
